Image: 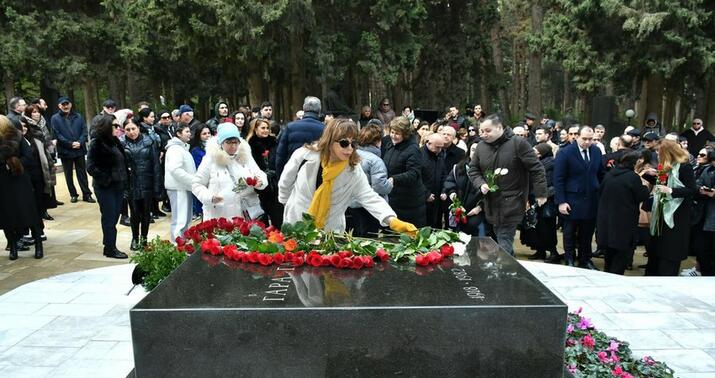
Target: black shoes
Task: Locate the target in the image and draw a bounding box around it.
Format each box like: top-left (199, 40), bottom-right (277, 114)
top-left (565, 255), bottom-right (575, 267)
top-left (528, 251), bottom-right (547, 260)
top-left (9, 242), bottom-right (18, 260)
top-left (154, 210), bottom-right (166, 217)
top-left (579, 260), bottom-right (599, 271)
top-left (34, 242), bottom-right (44, 259)
top-left (545, 253), bottom-right (563, 264)
top-left (70, 196), bottom-right (79, 203)
top-left (43, 212), bottom-right (54, 221)
top-left (161, 203), bottom-right (171, 213)
top-left (130, 238), bottom-right (141, 251)
top-left (119, 215), bottom-right (131, 227)
top-left (592, 249), bottom-right (605, 259)
top-left (56, 200), bottom-right (64, 206)
top-left (83, 196), bottom-right (96, 203)
top-left (104, 248), bottom-right (128, 259)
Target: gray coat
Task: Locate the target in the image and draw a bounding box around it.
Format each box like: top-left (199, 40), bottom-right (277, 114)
top-left (467, 127), bottom-right (547, 226)
top-left (355, 145), bottom-right (392, 201)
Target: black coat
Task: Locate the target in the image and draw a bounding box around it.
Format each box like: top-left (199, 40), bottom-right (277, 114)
top-left (596, 167), bottom-right (650, 251)
top-left (122, 134), bottom-right (161, 200)
top-left (420, 146), bottom-right (447, 197)
top-left (0, 126), bottom-right (40, 229)
top-left (443, 144), bottom-right (465, 172)
top-left (87, 136), bottom-right (128, 190)
top-left (383, 139), bottom-right (426, 226)
top-left (649, 163), bottom-right (697, 261)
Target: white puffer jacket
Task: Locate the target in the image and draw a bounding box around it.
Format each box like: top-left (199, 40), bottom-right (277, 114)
top-left (192, 140), bottom-right (268, 220)
top-left (164, 137), bottom-right (196, 191)
top-left (278, 147), bottom-right (396, 232)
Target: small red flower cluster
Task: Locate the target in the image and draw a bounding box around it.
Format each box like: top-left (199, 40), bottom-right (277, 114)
top-left (304, 250), bottom-right (377, 269)
top-left (223, 246), bottom-right (306, 267)
top-left (245, 176), bottom-right (258, 186)
top-left (656, 163), bottom-right (669, 185)
top-left (453, 207), bottom-right (468, 224)
top-left (414, 244), bottom-right (455, 266)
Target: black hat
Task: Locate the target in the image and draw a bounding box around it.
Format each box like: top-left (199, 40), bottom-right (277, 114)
top-left (525, 112), bottom-right (536, 120)
top-left (642, 132), bottom-right (660, 141)
top-left (626, 129), bottom-right (641, 137)
top-left (57, 96), bottom-right (71, 105)
top-left (102, 99), bottom-right (117, 108)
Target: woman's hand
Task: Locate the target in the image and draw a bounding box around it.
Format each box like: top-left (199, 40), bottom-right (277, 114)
top-left (480, 183), bottom-right (490, 194)
top-left (211, 195), bottom-right (223, 204)
top-left (655, 185), bottom-right (672, 195)
top-left (388, 177), bottom-right (394, 186)
top-left (467, 206), bottom-right (481, 216)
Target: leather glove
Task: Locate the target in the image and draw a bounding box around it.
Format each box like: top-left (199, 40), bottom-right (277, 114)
top-left (389, 217), bottom-right (418, 237)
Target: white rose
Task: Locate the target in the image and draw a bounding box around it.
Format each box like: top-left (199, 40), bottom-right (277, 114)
top-left (494, 168), bottom-right (502, 175)
top-left (500, 168), bottom-right (509, 175)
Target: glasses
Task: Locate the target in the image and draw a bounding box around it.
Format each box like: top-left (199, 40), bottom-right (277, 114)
top-left (381, 103), bottom-right (390, 106)
top-left (160, 116), bottom-right (170, 119)
top-left (569, 132), bottom-right (579, 135)
top-left (337, 139), bottom-right (357, 149)
top-left (693, 122), bottom-right (702, 125)
top-left (698, 153), bottom-right (707, 157)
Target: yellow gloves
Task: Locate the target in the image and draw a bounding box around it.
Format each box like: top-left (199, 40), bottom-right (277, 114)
top-left (389, 217), bottom-right (418, 237)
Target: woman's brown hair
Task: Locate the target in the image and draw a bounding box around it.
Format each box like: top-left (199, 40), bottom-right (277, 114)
top-left (0, 115), bottom-right (23, 176)
top-left (307, 118), bottom-right (360, 167)
top-left (657, 139), bottom-right (689, 171)
top-left (389, 116), bottom-right (412, 138)
top-left (358, 124), bottom-right (382, 146)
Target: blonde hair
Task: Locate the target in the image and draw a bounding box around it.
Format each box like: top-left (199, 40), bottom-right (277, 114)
top-left (246, 118), bottom-right (270, 141)
top-left (657, 139), bottom-right (689, 171)
top-left (307, 118), bottom-right (360, 166)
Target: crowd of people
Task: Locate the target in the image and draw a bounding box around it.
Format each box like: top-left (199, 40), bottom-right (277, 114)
top-left (1, 94), bottom-right (713, 277)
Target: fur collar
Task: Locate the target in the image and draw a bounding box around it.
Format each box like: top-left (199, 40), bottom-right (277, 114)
top-left (206, 138), bottom-right (251, 166)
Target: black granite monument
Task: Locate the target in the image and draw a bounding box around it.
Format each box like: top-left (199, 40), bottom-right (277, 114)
top-left (130, 237), bottom-right (567, 377)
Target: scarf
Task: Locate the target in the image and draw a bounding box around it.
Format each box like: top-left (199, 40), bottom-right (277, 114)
top-left (307, 158), bottom-right (348, 229)
top-left (650, 162), bottom-right (684, 235)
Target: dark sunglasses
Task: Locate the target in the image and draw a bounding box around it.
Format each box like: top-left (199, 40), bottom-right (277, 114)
top-left (698, 153), bottom-right (707, 157)
top-left (160, 116), bottom-right (171, 119)
top-left (337, 139), bottom-right (357, 149)
top-left (693, 122), bottom-right (702, 125)
top-left (381, 103), bottom-right (390, 106)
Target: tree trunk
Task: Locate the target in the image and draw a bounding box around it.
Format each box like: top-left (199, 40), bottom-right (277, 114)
top-left (489, 21), bottom-right (510, 119)
top-left (643, 72), bottom-right (664, 126)
top-left (247, 60), bottom-right (264, 108)
top-left (662, 85), bottom-right (677, 132)
top-left (527, 1), bottom-right (543, 117)
top-left (3, 71), bottom-right (14, 110)
top-left (82, 78), bottom-right (98, 122)
top-left (563, 70), bottom-right (572, 115)
top-left (706, 75), bottom-right (715, 133)
top-left (289, 31), bottom-right (304, 116)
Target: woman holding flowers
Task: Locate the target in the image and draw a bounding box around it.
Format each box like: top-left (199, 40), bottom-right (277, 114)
top-left (278, 118), bottom-right (417, 235)
top-left (192, 123), bottom-right (267, 222)
top-left (645, 139), bottom-right (697, 276)
top-left (247, 118), bottom-right (282, 227)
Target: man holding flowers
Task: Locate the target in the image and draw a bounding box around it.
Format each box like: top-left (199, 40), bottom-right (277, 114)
top-left (468, 114), bottom-right (547, 256)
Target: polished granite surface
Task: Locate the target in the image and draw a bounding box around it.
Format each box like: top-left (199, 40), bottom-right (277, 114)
top-left (134, 237), bottom-right (564, 310)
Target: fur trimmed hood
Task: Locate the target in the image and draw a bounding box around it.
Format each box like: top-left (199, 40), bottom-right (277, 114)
top-left (0, 120), bottom-right (21, 162)
top-left (206, 138), bottom-right (251, 167)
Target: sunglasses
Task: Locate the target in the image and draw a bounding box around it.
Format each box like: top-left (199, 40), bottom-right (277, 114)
top-left (381, 103), bottom-right (390, 106)
top-left (337, 139), bottom-right (357, 149)
top-left (698, 153), bottom-right (707, 157)
top-left (693, 122), bottom-right (702, 125)
top-left (160, 116), bottom-right (170, 119)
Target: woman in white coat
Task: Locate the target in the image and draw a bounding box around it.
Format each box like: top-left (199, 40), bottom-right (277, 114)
top-left (278, 118), bottom-right (417, 235)
top-left (164, 123), bottom-right (196, 243)
top-left (193, 123), bottom-right (267, 221)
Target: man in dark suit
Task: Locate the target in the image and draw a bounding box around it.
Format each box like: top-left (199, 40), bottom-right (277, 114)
top-left (554, 125), bottom-right (604, 269)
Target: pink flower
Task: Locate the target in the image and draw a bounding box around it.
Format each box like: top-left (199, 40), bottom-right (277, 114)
top-left (597, 351), bottom-right (610, 364)
top-left (566, 324), bottom-right (574, 334)
top-left (611, 365), bottom-right (623, 376)
top-left (581, 334), bottom-right (595, 349)
top-left (575, 307), bottom-right (583, 314)
top-left (621, 373), bottom-right (633, 378)
top-left (642, 356), bottom-right (656, 366)
top-left (565, 338), bottom-right (576, 347)
top-left (578, 316), bottom-right (593, 330)
top-left (567, 364), bottom-right (578, 374)
top-left (607, 340), bottom-right (620, 352)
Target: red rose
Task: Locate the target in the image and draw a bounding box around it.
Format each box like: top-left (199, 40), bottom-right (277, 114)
top-left (460, 216), bottom-right (467, 224)
top-left (273, 253), bottom-right (285, 265)
top-left (285, 252), bottom-right (295, 261)
top-left (363, 256), bottom-right (375, 268)
top-left (415, 254), bottom-right (429, 266)
top-left (296, 251), bottom-right (305, 258)
top-left (176, 237), bottom-right (186, 246)
top-left (184, 244), bottom-right (195, 254)
top-left (247, 252), bottom-right (259, 263)
top-left (246, 177), bottom-right (257, 186)
top-left (292, 256), bottom-right (305, 266)
top-left (338, 257), bottom-right (351, 269)
top-left (236, 251), bottom-right (246, 262)
top-left (330, 254), bottom-right (342, 267)
top-left (351, 257), bottom-right (364, 269)
top-left (657, 163), bottom-right (663, 171)
top-left (338, 251), bottom-right (352, 258)
top-left (258, 253), bottom-right (273, 266)
top-left (321, 256), bottom-right (331, 266)
top-left (239, 223), bottom-right (250, 236)
top-left (262, 150), bottom-right (270, 158)
top-left (223, 244), bottom-right (238, 259)
top-left (376, 249), bottom-right (389, 262)
top-left (440, 244), bottom-right (454, 257)
top-left (201, 238), bottom-right (221, 254)
top-left (427, 251), bottom-right (443, 264)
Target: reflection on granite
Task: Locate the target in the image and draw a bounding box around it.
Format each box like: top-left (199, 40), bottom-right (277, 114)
top-left (131, 237), bottom-right (567, 377)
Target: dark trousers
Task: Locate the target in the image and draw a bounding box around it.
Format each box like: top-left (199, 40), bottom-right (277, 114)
top-left (130, 197), bottom-right (152, 241)
top-left (562, 218), bottom-right (596, 264)
top-left (605, 247), bottom-right (632, 275)
top-left (345, 207), bottom-right (381, 237)
top-left (425, 199), bottom-right (443, 229)
top-left (645, 257), bottom-right (681, 276)
top-left (61, 156), bottom-right (91, 197)
top-left (95, 185), bottom-right (123, 251)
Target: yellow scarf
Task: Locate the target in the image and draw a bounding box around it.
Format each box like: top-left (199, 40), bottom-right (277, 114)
top-left (308, 158), bottom-right (348, 229)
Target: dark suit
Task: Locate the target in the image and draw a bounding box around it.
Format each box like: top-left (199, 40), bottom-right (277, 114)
top-left (554, 142), bottom-right (604, 264)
